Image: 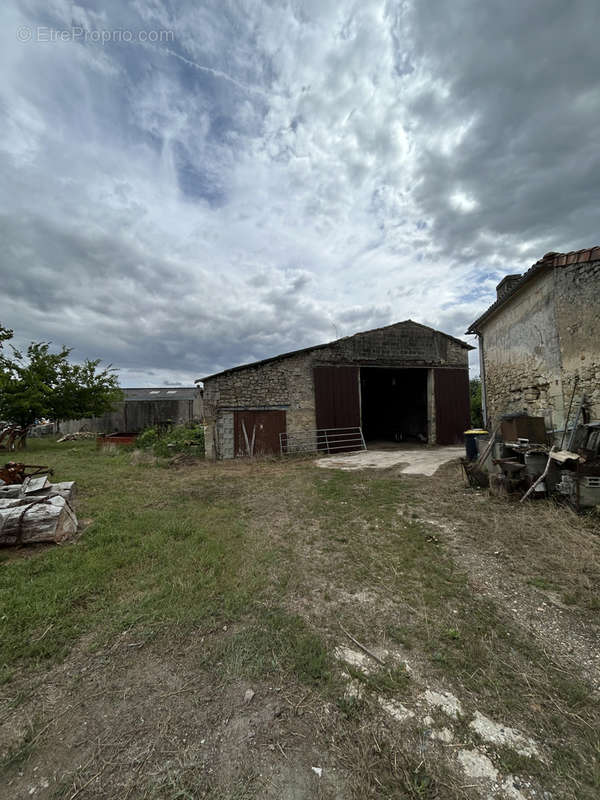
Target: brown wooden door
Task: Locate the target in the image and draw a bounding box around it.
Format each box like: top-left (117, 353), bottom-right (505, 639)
top-left (314, 366), bottom-right (360, 430)
top-left (434, 369), bottom-right (470, 445)
top-left (234, 410), bottom-right (286, 456)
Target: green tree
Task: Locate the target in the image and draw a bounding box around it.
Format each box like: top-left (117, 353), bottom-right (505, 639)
top-left (0, 324), bottom-right (122, 440)
top-left (469, 377), bottom-right (483, 428)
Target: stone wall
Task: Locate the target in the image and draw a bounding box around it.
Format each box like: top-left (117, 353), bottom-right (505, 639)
top-left (202, 351), bottom-right (317, 458)
top-left (202, 322), bottom-right (469, 457)
top-left (480, 259), bottom-right (600, 434)
top-left (481, 269), bottom-right (562, 431)
top-left (314, 323), bottom-right (468, 367)
top-left (555, 259), bottom-right (600, 424)
top-left (215, 412), bottom-right (234, 459)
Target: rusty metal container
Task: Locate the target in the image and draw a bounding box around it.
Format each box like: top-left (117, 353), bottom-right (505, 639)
top-left (96, 433), bottom-right (137, 449)
top-left (501, 415), bottom-right (547, 443)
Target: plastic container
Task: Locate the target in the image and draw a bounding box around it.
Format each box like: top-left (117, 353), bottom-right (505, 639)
top-left (464, 429), bottom-right (489, 461)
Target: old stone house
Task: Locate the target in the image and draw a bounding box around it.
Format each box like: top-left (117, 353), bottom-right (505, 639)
top-left (198, 321), bottom-right (472, 458)
top-left (467, 247), bottom-right (600, 435)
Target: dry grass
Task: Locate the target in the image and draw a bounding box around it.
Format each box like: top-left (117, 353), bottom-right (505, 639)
top-left (1, 441), bottom-right (599, 799)
top-left (423, 460), bottom-right (600, 613)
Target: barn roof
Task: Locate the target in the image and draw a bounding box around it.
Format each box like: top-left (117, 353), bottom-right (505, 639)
top-left (198, 320), bottom-right (473, 383)
top-left (467, 246), bottom-right (600, 334)
top-left (123, 387), bottom-right (197, 401)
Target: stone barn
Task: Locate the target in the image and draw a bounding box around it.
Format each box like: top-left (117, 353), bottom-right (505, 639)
top-left (199, 321), bottom-right (472, 459)
top-left (467, 247), bottom-right (600, 435)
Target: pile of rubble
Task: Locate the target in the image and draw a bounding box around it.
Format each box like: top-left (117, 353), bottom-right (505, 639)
top-left (0, 463), bottom-right (77, 546)
top-left (57, 431), bottom-right (96, 442)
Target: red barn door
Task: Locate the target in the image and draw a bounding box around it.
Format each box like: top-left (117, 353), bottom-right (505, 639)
top-left (434, 368), bottom-right (470, 445)
top-left (234, 410), bottom-right (286, 456)
top-left (314, 366), bottom-right (360, 430)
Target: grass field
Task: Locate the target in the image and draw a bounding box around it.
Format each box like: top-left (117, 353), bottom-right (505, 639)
top-left (1, 439), bottom-right (599, 799)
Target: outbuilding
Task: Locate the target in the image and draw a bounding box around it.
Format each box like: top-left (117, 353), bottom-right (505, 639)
top-left (199, 321), bottom-right (472, 458)
top-left (56, 387), bottom-right (202, 435)
top-left (467, 247), bottom-right (600, 435)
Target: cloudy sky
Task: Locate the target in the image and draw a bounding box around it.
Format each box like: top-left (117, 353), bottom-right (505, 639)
top-left (1, 1), bottom-right (598, 385)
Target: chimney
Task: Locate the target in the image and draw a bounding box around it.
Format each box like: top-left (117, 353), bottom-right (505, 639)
top-left (496, 274), bottom-right (522, 301)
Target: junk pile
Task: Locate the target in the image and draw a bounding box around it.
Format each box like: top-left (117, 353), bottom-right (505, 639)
top-left (463, 409), bottom-right (600, 511)
top-left (0, 462), bottom-right (77, 546)
top-left (552, 422), bottom-right (600, 511)
top-left (0, 424), bottom-right (28, 451)
top-left (57, 431), bottom-right (96, 442)
top-left (29, 421), bottom-right (55, 438)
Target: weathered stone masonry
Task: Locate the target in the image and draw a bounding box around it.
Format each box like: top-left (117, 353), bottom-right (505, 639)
top-left (201, 321), bottom-right (470, 458)
top-left (468, 249), bottom-right (600, 435)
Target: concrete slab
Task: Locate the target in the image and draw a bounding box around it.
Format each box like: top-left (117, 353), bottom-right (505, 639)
top-left (315, 446), bottom-right (464, 476)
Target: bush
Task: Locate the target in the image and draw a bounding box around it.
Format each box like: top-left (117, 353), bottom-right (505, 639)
top-left (470, 378), bottom-right (483, 428)
top-left (137, 423), bottom-right (205, 458)
top-left (136, 426), bottom-right (159, 449)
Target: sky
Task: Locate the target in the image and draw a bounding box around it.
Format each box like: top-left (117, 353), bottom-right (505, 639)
top-left (1, 0), bottom-right (598, 386)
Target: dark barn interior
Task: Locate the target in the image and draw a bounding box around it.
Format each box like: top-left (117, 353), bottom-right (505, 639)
top-left (360, 367), bottom-right (428, 443)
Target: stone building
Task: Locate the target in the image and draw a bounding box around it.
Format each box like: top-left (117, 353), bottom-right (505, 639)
top-left (58, 387), bottom-right (202, 435)
top-left (467, 247), bottom-right (600, 435)
top-left (199, 321), bottom-right (472, 459)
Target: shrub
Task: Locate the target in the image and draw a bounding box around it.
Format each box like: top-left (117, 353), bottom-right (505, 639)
top-left (136, 426), bottom-right (159, 449)
top-left (137, 423), bottom-right (205, 458)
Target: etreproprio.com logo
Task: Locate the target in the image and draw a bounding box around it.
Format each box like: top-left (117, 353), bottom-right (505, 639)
top-left (16, 26), bottom-right (175, 44)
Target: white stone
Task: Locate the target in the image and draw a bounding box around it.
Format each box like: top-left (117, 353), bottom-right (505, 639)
top-left (431, 727), bottom-right (454, 743)
top-left (501, 776), bottom-right (529, 800)
top-left (470, 711), bottom-right (540, 757)
top-left (334, 646), bottom-right (371, 672)
top-left (378, 697), bottom-right (415, 723)
top-left (422, 689), bottom-right (463, 718)
top-left (457, 748), bottom-right (498, 781)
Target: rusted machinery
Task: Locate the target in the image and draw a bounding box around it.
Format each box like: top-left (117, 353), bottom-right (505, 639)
top-left (0, 462), bottom-right (53, 486)
top-left (463, 412), bottom-right (600, 511)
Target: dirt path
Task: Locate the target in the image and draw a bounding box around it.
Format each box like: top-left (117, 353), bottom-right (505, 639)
top-left (425, 501), bottom-right (600, 690)
top-left (408, 462), bottom-right (600, 689)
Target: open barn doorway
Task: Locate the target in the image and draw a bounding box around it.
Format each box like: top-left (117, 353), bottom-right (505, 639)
top-left (360, 368), bottom-right (428, 444)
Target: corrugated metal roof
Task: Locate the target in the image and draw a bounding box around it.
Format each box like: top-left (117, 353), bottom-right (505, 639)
top-left (122, 387), bottom-right (197, 401)
top-left (467, 246), bottom-right (600, 334)
top-left (198, 320), bottom-right (473, 383)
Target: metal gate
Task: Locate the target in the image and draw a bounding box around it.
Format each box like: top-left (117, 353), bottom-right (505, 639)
top-left (280, 427), bottom-right (366, 455)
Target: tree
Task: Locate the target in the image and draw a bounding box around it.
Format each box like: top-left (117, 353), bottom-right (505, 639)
top-left (0, 324), bottom-right (122, 441)
top-left (469, 377), bottom-right (484, 428)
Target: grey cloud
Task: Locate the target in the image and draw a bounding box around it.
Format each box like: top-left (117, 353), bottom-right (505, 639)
top-left (1, 0), bottom-right (595, 385)
top-left (406, 0), bottom-right (600, 264)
